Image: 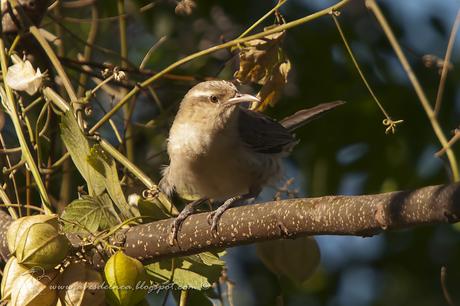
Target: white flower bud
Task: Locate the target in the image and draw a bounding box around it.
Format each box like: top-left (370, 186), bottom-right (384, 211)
top-left (6, 59), bottom-right (44, 95)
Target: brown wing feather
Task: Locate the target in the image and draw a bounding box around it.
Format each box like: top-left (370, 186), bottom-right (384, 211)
top-left (238, 108), bottom-right (296, 154)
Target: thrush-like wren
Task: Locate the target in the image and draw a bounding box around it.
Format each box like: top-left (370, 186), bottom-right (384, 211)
top-left (160, 80), bottom-right (344, 244)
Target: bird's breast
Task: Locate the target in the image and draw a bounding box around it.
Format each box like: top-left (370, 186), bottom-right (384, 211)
top-left (166, 120), bottom-right (277, 199)
top-left (167, 122), bottom-right (213, 156)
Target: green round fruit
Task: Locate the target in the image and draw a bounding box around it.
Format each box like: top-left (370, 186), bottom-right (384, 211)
top-left (104, 251), bottom-right (149, 306)
top-left (16, 222), bottom-right (70, 270)
top-left (7, 214), bottom-right (59, 254)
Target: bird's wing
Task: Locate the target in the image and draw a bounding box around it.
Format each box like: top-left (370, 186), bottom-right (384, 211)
top-left (238, 108), bottom-right (296, 154)
top-left (279, 100), bottom-right (345, 131)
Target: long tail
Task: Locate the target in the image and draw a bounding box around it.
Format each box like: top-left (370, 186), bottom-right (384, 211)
top-left (280, 100), bottom-right (346, 132)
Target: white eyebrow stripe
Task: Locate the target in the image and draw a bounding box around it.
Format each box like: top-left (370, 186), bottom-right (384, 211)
top-left (189, 89), bottom-right (212, 97)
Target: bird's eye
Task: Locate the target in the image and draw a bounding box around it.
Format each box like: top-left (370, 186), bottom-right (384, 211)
top-left (209, 95), bottom-right (219, 103)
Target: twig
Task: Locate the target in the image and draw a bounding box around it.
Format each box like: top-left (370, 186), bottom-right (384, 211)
top-left (435, 129), bottom-right (460, 157)
top-left (140, 36), bottom-right (167, 69)
top-left (0, 185), bottom-right (18, 219)
top-left (160, 288), bottom-right (171, 306)
top-left (117, 0), bottom-right (134, 162)
top-left (77, 4), bottom-right (99, 98)
top-left (0, 147), bottom-right (22, 154)
top-left (0, 133), bottom-right (20, 208)
top-left (237, 0), bottom-right (287, 39)
top-left (2, 159), bottom-right (26, 174)
top-left (0, 203), bottom-right (44, 214)
top-left (440, 266), bottom-right (455, 306)
top-left (179, 290), bottom-right (188, 306)
top-left (59, 57), bottom-right (209, 82)
top-left (434, 10), bottom-right (460, 115)
top-left (23, 96), bottom-right (44, 113)
top-left (46, 14), bottom-right (134, 67)
top-left (27, 26), bottom-right (77, 101)
top-left (331, 12), bottom-right (403, 134)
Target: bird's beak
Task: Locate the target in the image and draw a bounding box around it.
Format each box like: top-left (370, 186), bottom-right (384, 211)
top-left (225, 93), bottom-right (260, 107)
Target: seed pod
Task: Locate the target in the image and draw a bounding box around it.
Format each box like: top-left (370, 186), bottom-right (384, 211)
top-left (1, 257), bottom-right (28, 300)
top-left (9, 269), bottom-right (59, 306)
top-left (7, 214), bottom-right (59, 254)
top-left (58, 262), bottom-right (105, 306)
top-left (104, 251), bottom-right (148, 306)
top-left (16, 222), bottom-right (70, 270)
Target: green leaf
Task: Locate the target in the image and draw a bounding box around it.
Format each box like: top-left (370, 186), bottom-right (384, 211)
top-left (60, 111), bottom-right (135, 220)
top-left (256, 236), bottom-right (320, 286)
top-left (61, 194), bottom-right (121, 233)
top-left (187, 251), bottom-right (226, 266)
top-left (88, 144), bottom-right (135, 219)
top-left (145, 253), bottom-right (224, 290)
top-left (137, 198), bottom-right (173, 221)
top-left (60, 111), bottom-right (105, 195)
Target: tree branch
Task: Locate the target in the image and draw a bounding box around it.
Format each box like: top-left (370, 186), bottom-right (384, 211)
top-left (122, 183), bottom-right (460, 263)
top-left (0, 183), bottom-right (460, 266)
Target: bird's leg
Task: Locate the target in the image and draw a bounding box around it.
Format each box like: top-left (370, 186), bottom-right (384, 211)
top-left (208, 188), bottom-right (260, 233)
top-left (169, 198), bottom-right (207, 245)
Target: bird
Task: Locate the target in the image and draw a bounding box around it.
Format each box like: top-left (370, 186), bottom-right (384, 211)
top-left (160, 80), bottom-right (345, 244)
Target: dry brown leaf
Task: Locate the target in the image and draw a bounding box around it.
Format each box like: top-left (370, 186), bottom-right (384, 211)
top-left (257, 59), bottom-right (291, 110)
top-left (175, 0), bottom-right (196, 16)
top-left (234, 31), bottom-right (291, 110)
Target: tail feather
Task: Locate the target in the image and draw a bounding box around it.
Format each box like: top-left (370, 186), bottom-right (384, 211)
top-left (280, 100), bottom-right (346, 131)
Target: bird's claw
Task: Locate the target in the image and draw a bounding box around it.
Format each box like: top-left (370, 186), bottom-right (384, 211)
top-left (168, 220), bottom-right (180, 246)
top-left (207, 209), bottom-right (224, 234)
top-left (167, 198), bottom-right (206, 245)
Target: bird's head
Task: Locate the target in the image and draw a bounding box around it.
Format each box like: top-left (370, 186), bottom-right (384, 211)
top-left (178, 80), bottom-right (260, 120)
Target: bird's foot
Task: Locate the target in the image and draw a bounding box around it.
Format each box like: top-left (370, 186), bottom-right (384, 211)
top-left (207, 209), bottom-right (223, 234)
top-left (207, 196), bottom-right (239, 234)
top-left (168, 198), bottom-right (206, 246)
top-left (168, 218), bottom-right (181, 246)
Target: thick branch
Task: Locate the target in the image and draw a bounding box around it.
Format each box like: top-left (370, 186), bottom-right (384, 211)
top-left (1, 183), bottom-right (460, 266)
top-left (123, 183), bottom-right (460, 263)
